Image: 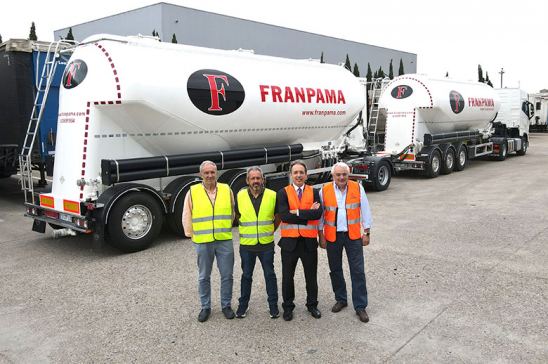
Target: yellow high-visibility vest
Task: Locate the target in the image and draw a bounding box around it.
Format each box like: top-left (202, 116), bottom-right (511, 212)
top-left (237, 188), bottom-right (276, 245)
top-left (190, 183), bottom-right (233, 243)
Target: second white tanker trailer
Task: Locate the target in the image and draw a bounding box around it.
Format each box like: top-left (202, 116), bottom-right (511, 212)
top-left (362, 74), bottom-right (532, 178)
top-left (21, 34), bottom-right (391, 252)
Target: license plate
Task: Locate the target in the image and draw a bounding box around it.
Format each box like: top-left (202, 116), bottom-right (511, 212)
top-left (60, 213), bottom-right (72, 223)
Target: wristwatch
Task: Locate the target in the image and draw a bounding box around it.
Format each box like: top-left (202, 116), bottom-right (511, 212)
top-left (364, 229), bottom-right (370, 236)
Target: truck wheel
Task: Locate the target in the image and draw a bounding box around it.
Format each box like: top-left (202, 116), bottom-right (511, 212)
top-left (371, 161), bottom-right (391, 191)
top-left (516, 139), bottom-right (527, 156)
top-left (441, 148), bottom-right (455, 175)
top-left (496, 142), bottom-right (507, 161)
top-left (455, 145), bottom-right (467, 171)
top-left (107, 192), bottom-right (164, 253)
top-left (426, 150), bottom-right (441, 178)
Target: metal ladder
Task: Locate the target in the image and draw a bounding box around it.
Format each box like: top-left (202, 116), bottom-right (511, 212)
top-left (19, 40), bottom-right (75, 205)
top-left (366, 77), bottom-right (390, 152)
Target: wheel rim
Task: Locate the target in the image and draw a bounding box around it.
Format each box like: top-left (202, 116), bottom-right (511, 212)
top-left (432, 155), bottom-right (440, 173)
top-left (446, 152), bottom-right (454, 169)
top-left (121, 204), bottom-right (153, 239)
top-left (377, 165), bottom-right (389, 186)
top-left (459, 150), bottom-right (466, 165)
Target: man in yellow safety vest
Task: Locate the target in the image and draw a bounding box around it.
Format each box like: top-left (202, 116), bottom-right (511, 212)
top-left (182, 160), bottom-right (235, 322)
top-left (235, 166), bottom-right (280, 319)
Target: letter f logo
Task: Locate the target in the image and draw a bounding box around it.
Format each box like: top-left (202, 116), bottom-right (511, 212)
top-left (65, 62), bottom-right (81, 87)
top-left (397, 86), bottom-right (407, 98)
top-left (203, 74), bottom-right (229, 111)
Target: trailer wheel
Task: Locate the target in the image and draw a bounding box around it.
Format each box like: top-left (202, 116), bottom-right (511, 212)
top-left (426, 150), bottom-right (441, 178)
top-left (441, 148), bottom-right (455, 175)
top-left (516, 138), bottom-right (527, 156)
top-left (496, 142), bottom-right (507, 161)
top-left (455, 145), bottom-right (467, 171)
top-left (371, 161), bottom-right (391, 191)
top-left (107, 192), bottom-right (164, 252)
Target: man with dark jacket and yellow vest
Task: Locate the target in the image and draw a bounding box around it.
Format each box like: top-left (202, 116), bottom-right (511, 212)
top-left (234, 166), bottom-right (280, 319)
top-left (277, 160), bottom-right (323, 321)
top-left (319, 162), bottom-right (372, 323)
top-left (182, 160), bottom-right (235, 323)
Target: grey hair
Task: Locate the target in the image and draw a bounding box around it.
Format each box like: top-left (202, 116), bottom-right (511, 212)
top-left (199, 160), bottom-right (217, 173)
top-left (246, 166), bottom-right (263, 178)
top-left (331, 162), bottom-right (350, 175)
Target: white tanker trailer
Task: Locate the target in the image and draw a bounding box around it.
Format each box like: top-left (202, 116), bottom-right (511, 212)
top-left (22, 34), bottom-right (387, 252)
top-left (362, 74), bottom-right (531, 178)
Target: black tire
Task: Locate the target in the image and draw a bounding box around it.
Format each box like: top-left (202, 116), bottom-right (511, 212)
top-left (166, 177), bottom-right (200, 237)
top-left (496, 142), bottom-right (507, 161)
top-left (106, 192), bottom-right (164, 253)
top-left (370, 160), bottom-right (391, 191)
top-left (516, 138), bottom-right (527, 156)
top-left (426, 150), bottom-right (441, 178)
top-left (455, 145), bottom-right (467, 171)
top-left (219, 169), bottom-right (248, 195)
top-left (441, 148), bottom-right (455, 175)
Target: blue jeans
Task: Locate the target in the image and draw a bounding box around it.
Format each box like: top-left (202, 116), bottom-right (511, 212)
top-left (238, 247), bottom-right (278, 309)
top-left (326, 232), bottom-right (368, 310)
top-left (194, 239), bottom-right (234, 309)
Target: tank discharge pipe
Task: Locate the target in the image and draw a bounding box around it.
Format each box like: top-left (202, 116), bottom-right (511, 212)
top-left (101, 144), bottom-right (303, 185)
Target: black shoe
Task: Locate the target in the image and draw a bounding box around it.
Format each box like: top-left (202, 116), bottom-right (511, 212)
top-left (283, 311), bottom-right (293, 321)
top-left (236, 305), bottom-right (248, 318)
top-left (331, 301), bottom-right (348, 313)
top-left (198, 308), bottom-right (211, 322)
top-left (356, 309), bottom-right (369, 323)
top-left (308, 306), bottom-right (322, 319)
top-left (269, 304), bottom-right (280, 319)
top-left (222, 306), bottom-right (235, 319)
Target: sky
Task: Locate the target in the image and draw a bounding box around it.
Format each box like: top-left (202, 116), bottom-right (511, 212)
top-left (1, 0), bottom-right (546, 93)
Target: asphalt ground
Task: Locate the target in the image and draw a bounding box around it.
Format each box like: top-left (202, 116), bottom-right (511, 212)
top-left (1, 134), bottom-right (547, 363)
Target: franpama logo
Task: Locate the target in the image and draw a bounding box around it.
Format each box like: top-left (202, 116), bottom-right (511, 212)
top-left (187, 69), bottom-right (245, 115)
top-left (62, 60), bottom-right (87, 89)
top-left (391, 85), bottom-right (413, 99)
top-left (449, 90), bottom-right (465, 114)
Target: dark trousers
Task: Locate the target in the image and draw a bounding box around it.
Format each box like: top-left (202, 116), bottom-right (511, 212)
top-left (326, 232), bottom-right (368, 311)
top-left (238, 247), bottom-right (278, 309)
top-left (281, 238), bottom-right (318, 312)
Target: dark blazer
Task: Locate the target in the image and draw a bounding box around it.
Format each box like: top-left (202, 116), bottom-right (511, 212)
top-left (276, 185), bottom-right (323, 252)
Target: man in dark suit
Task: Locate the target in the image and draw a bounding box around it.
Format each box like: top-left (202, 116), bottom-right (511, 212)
top-left (277, 160), bottom-right (323, 321)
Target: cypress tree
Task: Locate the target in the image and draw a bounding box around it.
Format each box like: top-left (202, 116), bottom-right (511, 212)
top-left (0, 34), bottom-right (3, 43)
top-left (171, 33), bottom-right (177, 44)
top-left (388, 59), bottom-right (394, 79)
top-left (366, 62), bottom-right (372, 82)
top-left (445, 71), bottom-right (449, 77)
top-left (320, 52), bottom-right (324, 64)
top-left (398, 58), bottom-right (405, 76)
top-left (378, 66), bottom-right (385, 78)
top-left (66, 28), bottom-right (74, 41)
top-left (478, 64), bottom-right (485, 83)
top-left (344, 54), bottom-right (351, 72)
top-left (353, 63), bottom-right (360, 77)
top-left (152, 29), bottom-right (157, 37)
top-left (29, 22), bottom-right (37, 41)
top-left (486, 72), bottom-right (493, 87)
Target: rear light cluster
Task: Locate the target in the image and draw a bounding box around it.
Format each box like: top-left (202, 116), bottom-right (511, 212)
top-left (26, 206), bottom-right (39, 216)
top-left (75, 218), bottom-right (88, 229)
top-left (352, 164), bottom-right (370, 172)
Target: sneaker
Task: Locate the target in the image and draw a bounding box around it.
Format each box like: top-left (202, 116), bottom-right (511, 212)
top-left (269, 304), bottom-right (280, 319)
top-left (222, 306), bottom-right (235, 319)
top-left (236, 306), bottom-right (249, 318)
top-left (198, 308), bottom-right (211, 323)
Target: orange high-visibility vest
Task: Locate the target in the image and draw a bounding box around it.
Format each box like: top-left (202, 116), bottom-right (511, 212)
top-left (280, 185), bottom-right (319, 238)
top-left (322, 180), bottom-right (362, 242)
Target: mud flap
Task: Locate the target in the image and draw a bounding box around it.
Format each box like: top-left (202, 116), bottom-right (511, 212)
top-left (32, 219), bottom-right (46, 233)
